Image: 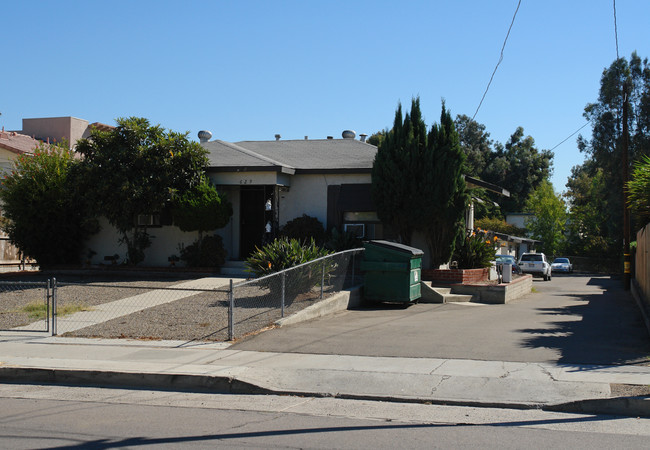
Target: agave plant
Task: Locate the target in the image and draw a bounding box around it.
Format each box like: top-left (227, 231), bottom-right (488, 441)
top-left (245, 237), bottom-right (333, 301)
top-left (245, 237), bottom-right (331, 276)
top-left (453, 228), bottom-right (497, 269)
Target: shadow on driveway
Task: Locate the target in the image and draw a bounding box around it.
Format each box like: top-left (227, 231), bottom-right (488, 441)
top-left (518, 276), bottom-right (650, 365)
top-left (232, 275), bottom-right (650, 365)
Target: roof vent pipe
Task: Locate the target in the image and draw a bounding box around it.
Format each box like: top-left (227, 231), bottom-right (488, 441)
top-left (198, 130), bottom-right (212, 143)
top-left (275, 134), bottom-right (281, 141)
top-left (327, 136), bottom-right (333, 140)
top-left (359, 133), bottom-right (368, 142)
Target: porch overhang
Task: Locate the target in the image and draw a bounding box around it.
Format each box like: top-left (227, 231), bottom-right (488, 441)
top-left (464, 175), bottom-right (510, 197)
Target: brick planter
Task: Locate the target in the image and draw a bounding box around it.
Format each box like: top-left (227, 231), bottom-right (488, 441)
top-left (422, 268), bottom-right (489, 284)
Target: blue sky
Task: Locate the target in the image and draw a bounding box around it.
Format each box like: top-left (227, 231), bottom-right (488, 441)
top-left (3, 1), bottom-right (650, 192)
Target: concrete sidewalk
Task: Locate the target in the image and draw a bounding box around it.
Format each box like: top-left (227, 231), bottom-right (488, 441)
top-left (1, 332), bottom-right (649, 417)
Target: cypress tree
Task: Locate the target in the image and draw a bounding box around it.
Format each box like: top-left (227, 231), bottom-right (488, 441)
top-left (371, 98), bottom-right (427, 244)
top-left (420, 102), bottom-right (469, 268)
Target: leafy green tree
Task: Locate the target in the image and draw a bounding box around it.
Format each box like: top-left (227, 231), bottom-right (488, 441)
top-left (567, 52), bottom-right (650, 255)
top-left (627, 155), bottom-right (650, 227)
top-left (564, 165), bottom-right (616, 257)
top-left (474, 217), bottom-right (526, 236)
top-left (76, 117), bottom-right (209, 265)
top-left (525, 180), bottom-right (567, 256)
top-left (483, 127), bottom-right (553, 213)
top-left (565, 165), bottom-right (615, 256)
top-left (0, 143), bottom-right (97, 267)
top-left (421, 103), bottom-right (468, 268)
top-left (454, 114), bottom-right (493, 178)
top-left (366, 130), bottom-right (386, 148)
top-left (454, 116), bottom-right (553, 216)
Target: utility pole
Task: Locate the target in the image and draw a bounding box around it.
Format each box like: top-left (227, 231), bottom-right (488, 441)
top-left (622, 81), bottom-right (631, 290)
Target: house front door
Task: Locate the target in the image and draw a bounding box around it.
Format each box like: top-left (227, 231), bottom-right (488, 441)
top-left (239, 186), bottom-right (266, 259)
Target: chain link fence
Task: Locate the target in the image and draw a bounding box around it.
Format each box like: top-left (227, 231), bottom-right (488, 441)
top-left (229, 248), bottom-right (364, 340)
top-left (0, 249), bottom-right (364, 342)
top-left (52, 278), bottom-right (232, 341)
top-left (0, 280), bottom-right (51, 332)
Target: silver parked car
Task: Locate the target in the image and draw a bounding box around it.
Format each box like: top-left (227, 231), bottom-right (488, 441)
top-left (551, 257), bottom-right (573, 273)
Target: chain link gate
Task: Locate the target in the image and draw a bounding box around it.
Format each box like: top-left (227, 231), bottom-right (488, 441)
top-left (0, 279), bottom-right (53, 333)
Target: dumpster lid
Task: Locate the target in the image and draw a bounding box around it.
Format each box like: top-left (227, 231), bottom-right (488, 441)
top-left (365, 240), bottom-right (424, 256)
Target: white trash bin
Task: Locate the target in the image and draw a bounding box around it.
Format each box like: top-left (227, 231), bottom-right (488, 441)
top-left (502, 263), bottom-right (512, 283)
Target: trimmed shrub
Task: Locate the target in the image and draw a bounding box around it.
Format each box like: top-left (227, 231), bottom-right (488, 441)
top-left (280, 215), bottom-right (326, 245)
top-left (180, 235), bottom-right (227, 268)
top-left (325, 228), bottom-right (363, 252)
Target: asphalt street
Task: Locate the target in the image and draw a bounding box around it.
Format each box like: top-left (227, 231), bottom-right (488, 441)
top-left (1, 384), bottom-right (649, 449)
top-left (232, 274), bottom-right (650, 366)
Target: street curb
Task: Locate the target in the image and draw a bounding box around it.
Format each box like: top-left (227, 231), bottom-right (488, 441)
top-left (545, 396), bottom-right (650, 418)
top-left (1, 366), bottom-right (648, 418)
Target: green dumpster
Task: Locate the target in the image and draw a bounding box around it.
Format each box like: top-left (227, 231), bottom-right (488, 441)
top-left (361, 240), bottom-right (424, 303)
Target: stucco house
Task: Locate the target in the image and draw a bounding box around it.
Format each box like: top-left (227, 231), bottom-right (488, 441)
top-left (4, 116), bottom-right (514, 268)
top-left (0, 128), bottom-right (44, 265)
top-left (88, 129), bottom-right (513, 268)
top-left (200, 130), bottom-right (381, 259)
top-left (16, 116), bottom-right (113, 150)
top-left (0, 127), bottom-right (41, 174)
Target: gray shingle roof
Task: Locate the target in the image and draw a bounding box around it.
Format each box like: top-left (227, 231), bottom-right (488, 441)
top-left (204, 140), bottom-right (287, 169)
top-left (203, 138), bottom-right (377, 172)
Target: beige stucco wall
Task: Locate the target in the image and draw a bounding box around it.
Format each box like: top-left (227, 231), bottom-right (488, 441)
top-left (211, 171), bottom-right (291, 187)
top-left (22, 117), bottom-right (90, 148)
top-left (279, 173), bottom-right (371, 227)
top-left (0, 148), bottom-right (17, 175)
top-left (84, 217), bottom-right (236, 267)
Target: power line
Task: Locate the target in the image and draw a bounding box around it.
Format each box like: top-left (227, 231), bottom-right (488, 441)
top-left (548, 120), bottom-right (592, 152)
top-left (613, 0), bottom-right (620, 59)
top-left (472, 0), bottom-right (522, 120)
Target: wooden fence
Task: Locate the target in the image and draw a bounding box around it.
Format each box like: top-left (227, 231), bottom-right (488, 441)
top-left (635, 223), bottom-right (650, 306)
top-left (0, 236), bottom-right (32, 271)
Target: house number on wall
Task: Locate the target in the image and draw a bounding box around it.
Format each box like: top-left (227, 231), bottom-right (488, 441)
top-left (239, 179), bottom-right (254, 184)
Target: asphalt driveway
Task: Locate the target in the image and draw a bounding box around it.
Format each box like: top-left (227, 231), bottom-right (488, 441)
top-left (231, 274), bottom-right (650, 366)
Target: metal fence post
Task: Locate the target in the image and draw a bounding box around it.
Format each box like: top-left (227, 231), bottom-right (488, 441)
top-left (45, 278), bottom-right (50, 334)
top-left (281, 272), bottom-right (286, 318)
top-left (228, 279), bottom-right (234, 341)
top-left (320, 261), bottom-right (325, 299)
top-left (52, 277), bottom-right (57, 336)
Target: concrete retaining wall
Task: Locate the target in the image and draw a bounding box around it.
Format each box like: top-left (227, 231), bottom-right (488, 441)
top-left (275, 285), bottom-right (363, 327)
top-left (449, 275), bottom-right (533, 304)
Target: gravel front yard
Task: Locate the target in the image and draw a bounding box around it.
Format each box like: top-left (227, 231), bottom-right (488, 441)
top-left (1, 273), bottom-right (337, 342)
top-left (0, 275), bottom-right (186, 330)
